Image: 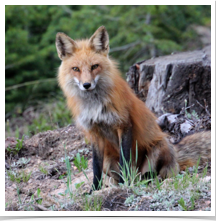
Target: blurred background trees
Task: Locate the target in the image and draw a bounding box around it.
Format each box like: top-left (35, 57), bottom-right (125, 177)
top-left (5, 5), bottom-right (211, 122)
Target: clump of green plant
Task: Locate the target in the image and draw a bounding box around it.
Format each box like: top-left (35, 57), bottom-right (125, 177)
top-left (11, 157), bottom-right (31, 168)
top-left (112, 143), bottom-right (152, 189)
top-left (7, 135), bottom-right (24, 156)
top-left (21, 191), bottom-right (44, 211)
top-left (73, 153), bottom-right (88, 172)
top-left (184, 99), bottom-right (199, 120)
top-left (178, 197), bottom-right (187, 211)
top-left (16, 185), bottom-right (22, 204)
top-left (36, 188), bottom-right (43, 205)
top-left (170, 158), bottom-right (201, 191)
top-left (22, 170), bottom-right (32, 182)
top-left (7, 169), bottom-right (32, 183)
top-left (83, 194), bottom-right (103, 211)
top-left (178, 193), bottom-right (199, 211)
top-left (58, 172), bottom-right (68, 180)
top-left (7, 170), bottom-right (21, 183)
top-left (39, 164), bottom-right (48, 175)
top-left (146, 156), bottom-right (162, 189)
top-left (62, 145), bottom-right (73, 199)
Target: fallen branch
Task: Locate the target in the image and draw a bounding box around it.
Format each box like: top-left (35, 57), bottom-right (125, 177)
top-left (110, 41), bottom-right (141, 53)
top-left (196, 100), bottom-right (211, 117)
top-left (18, 197), bottom-right (43, 210)
top-left (33, 204), bottom-right (49, 211)
top-left (5, 78), bottom-right (56, 91)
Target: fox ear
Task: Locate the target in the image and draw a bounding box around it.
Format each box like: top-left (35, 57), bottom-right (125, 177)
top-left (89, 26), bottom-right (109, 55)
top-left (56, 32), bottom-right (78, 60)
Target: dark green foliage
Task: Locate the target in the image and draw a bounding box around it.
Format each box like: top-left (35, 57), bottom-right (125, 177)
top-left (5, 5), bottom-right (211, 115)
top-left (31, 96), bottom-right (72, 135)
top-left (73, 153), bottom-right (88, 172)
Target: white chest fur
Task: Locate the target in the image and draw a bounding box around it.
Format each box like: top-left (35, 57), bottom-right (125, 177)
top-left (77, 101), bottom-right (120, 130)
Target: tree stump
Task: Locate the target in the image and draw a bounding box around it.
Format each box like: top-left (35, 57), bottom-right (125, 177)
top-left (126, 46), bottom-right (211, 117)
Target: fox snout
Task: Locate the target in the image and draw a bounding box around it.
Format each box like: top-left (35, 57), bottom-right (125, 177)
top-left (74, 75), bottom-right (100, 91)
top-left (83, 82), bottom-right (91, 89)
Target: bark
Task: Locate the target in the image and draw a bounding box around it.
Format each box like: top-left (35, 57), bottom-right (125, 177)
top-left (126, 46), bottom-right (211, 117)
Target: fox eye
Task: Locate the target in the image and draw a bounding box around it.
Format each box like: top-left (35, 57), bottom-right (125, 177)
top-left (91, 64), bottom-right (99, 71)
top-left (72, 67), bottom-right (80, 72)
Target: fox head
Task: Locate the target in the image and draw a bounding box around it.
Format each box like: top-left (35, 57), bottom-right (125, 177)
top-left (56, 26), bottom-right (114, 93)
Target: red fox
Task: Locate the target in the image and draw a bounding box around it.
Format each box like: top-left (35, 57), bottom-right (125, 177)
top-left (56, 26), bottom-right (211, 191)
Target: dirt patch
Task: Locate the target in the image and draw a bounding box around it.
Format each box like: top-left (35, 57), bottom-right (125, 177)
top-left (100, 187), bottom-right (130, 211)
top-left (5, 124), bottom-right (93, 210)
top-left (5, 123), bottom-right (211, 211)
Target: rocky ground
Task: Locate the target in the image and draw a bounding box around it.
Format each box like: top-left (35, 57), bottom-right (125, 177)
top-left (5, 113), bottom-right (211, 211)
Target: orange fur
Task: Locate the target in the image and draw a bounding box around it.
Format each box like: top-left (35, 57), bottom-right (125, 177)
top-left (56, 27), bottom-right (211, 183)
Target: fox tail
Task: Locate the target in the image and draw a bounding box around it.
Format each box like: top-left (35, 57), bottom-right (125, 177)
top-left (175, 131), bottom-right (211, 171)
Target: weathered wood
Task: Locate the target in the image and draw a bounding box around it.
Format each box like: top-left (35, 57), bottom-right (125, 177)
top-left (126, 46), bottom-right (211, 117)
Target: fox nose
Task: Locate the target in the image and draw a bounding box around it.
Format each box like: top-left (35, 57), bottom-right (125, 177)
top-left (83, 82), bottom-right (91, 89)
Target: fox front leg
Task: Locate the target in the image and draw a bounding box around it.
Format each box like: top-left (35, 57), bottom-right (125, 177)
top-left (119, 125), bottom-right (133, 184)
top-left (91, 144), bottom-right (104, 192)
